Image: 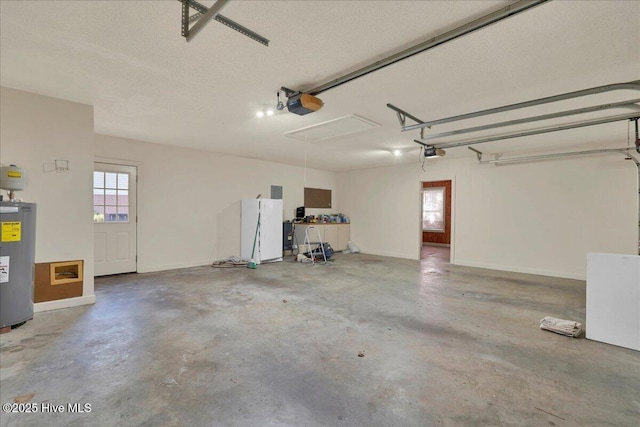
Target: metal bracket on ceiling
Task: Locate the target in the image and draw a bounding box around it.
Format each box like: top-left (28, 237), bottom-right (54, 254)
top-left (468, 147), bottom-right (483, 162)
top-left (388, 80), bottom-right (640, 151)
top-left (387, 103), bottom-right (428, 140)
top-left (180, 0), bottom-right (269, 46)
top-left (280, 87), bottom-right (299, 98)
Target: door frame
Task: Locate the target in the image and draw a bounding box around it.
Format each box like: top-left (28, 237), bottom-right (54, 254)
top-left (94, 158), bottom-right (141, 274)
top-left (419, 178), bottom-right (455, 263)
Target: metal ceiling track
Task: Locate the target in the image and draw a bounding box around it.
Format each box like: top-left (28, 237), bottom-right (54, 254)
top-left (388, 80), bottom-right (640, 150)
top-left (180, 0), bottom-right (269, 46)
top-left (468, 146), bottom-right (638, 166)
top-left (306, 0), bottom-right (549, 95)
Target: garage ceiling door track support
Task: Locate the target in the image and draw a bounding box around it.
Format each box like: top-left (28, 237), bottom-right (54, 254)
top-left (388, 80), bottom-right (640, 149)
top-left (180, 0), bottom-right (270, 46)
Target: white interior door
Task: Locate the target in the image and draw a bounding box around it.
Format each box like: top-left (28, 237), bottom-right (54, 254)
top-left (93, 163), bottom-right (137, 276)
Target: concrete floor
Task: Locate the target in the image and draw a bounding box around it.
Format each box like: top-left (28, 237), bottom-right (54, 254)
top-left (1, 249), bottom-right (639, 426)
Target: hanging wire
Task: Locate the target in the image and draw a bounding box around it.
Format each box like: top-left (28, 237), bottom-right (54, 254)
top-left (276, 91), bottom-right (285, 112)
top-left (304, 133), bottom-right (308, 187)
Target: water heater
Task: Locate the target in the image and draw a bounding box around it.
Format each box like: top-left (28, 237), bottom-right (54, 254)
top-left (0, 201), bottom-right (37, 331)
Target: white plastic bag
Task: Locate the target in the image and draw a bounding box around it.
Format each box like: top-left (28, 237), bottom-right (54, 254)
top-left (346, 240), bottom-right (360, 254)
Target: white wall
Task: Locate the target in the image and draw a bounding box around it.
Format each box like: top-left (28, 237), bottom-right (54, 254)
top-left (0, 87), bottom-right (95, 310)
top-left (5, 87), bottom-right (631, 291)
top-left (95, 134), bottom-right (337, 273)
top-left (337, 154), bottom-right (637, 280)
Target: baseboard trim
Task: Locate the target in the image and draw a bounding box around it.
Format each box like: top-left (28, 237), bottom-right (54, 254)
top-left (35, 295), bottom-right (97, 313)
top-left (137, 260), bottom-right (212, 273)
top-left (451, 259), bottom-right (585, 280)
top-left (362, 250), bottom-right (417, 261)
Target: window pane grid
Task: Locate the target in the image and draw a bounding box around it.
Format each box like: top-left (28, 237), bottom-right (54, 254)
top-left (422, 188), bottom-right (445, 232)
top-left (94, 171), bottom-right (130, 223)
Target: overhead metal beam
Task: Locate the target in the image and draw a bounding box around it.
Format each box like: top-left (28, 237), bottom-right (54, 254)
top-left (189, 12), bottom-right (203, 24)
top-left (431, 112), bottom-right (640, 149)
top-left (183, 0), bottom-right (270, 46)
top-left (214, 14), bottom-right (270, 46)
top-left (186, 0), bottom-right (229, 42)
top-left (418, 99), bottom-right (640, 141)
top-left (401, 80), bottom-right (640, 132)
top-left (306, 0), bottom-right (549, 95)
top-left (181, 0), bottom-right (190, 37)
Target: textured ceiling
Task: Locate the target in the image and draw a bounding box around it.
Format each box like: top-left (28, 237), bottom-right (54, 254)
top-left (1, 1), bottom-right (639, 172)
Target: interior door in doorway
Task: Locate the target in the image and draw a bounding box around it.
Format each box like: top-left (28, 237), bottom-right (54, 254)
top-left (93, 163), bottom-right (137, 276)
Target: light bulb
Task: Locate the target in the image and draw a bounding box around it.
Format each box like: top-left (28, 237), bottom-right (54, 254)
top-left (256, 111), bottom-right (265, 118)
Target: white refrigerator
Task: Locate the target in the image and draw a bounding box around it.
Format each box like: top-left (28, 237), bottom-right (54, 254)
top-left (241, 199), bottom-right (283, 264)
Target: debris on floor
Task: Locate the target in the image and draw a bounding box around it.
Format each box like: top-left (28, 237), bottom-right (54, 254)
top-left (358, 350), bottom-right (365, 357)
top-left (296, 253), bottom-right (311, 263)
top-left (282, 299), bottom-right (287, 303)
top-left (162, 376), bottom-right (178, 386)
top-left (540, 316), bottom-right (583, 337)
top-left (211, 257), bottom-right (249, 268)
top-left (343, 240), bottom-right (361, 254)
top-left (535, 406), bottom-right (566, 421)
top-left (14, 393), bottom-right (35, 403)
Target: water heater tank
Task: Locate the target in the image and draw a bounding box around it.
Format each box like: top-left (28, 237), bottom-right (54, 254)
top-left (0, 165), bottom-right (26, 191)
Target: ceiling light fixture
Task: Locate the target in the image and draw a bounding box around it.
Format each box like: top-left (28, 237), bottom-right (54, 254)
top-left (393, 149), bottom-right (403, 157)
top-left (256, 106), bottom-right (276, 119)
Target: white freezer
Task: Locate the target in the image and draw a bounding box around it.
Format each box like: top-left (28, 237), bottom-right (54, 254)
top-left (586, 252), bottom-right (640, 351)
top-left (241, 199), bottom-right (283, 264)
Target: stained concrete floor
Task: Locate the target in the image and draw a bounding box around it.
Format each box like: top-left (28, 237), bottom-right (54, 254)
top-left (1, 249), bottom-right (639, 427)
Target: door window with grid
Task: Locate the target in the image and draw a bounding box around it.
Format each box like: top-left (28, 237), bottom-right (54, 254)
top-left (422, 187), bottom-right (445, 232)
top-left (93, 171), bottom-right (129, 223)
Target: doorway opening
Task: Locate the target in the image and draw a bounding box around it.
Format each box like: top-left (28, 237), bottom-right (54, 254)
top-left (94, 162), bottom-right (138, 276)
top-left (421, 180), bottom-right (451, 262)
